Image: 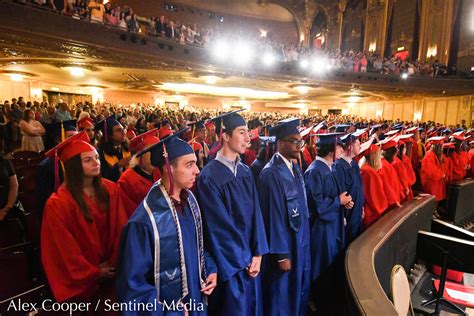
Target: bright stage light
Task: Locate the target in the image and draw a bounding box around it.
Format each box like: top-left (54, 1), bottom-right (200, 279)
top-left (294, 85), bottom-right (310, 94)
top-left (233, 42), bottom-right (253, 65)
top-left (300, 59), bottom-right (309, 69)
top-left (401, 73), bottom-right (409, 79)
top-left (213, 41), bottom-right (230, 61)
top-left (313, 57), bottom-right (329, 73)
top-left (262, 52), bottom-right (276, 66)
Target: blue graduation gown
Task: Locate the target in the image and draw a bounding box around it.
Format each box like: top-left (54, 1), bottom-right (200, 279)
top-left (250, 158), bottom-right (265, 186)
top-left (116, 181), bottom-right (217, 315)
top-left (304, 159), bottom-right (344, 282)
top-left (195, 159), bottom-right (269, 315)
top-left (258, 154), bottom-right (311, 316)
top-left (333, 158), bottom-right (365, 245)
top-left (36, 157), bottom-right (64, 222)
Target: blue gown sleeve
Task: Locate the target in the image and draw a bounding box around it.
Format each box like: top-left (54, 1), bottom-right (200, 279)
top-left (204, 250), bottom-right (217, 275)
top-left (333, 163), bottom-right (347, 194)
top-left (305, 170), bottom-right (341, 222)
top-left (258, 169), bottom-right (289, 258)
top-left (116, 222), bottom-right (163, 316)
top-left (250, 176), bottom-right (270, 257)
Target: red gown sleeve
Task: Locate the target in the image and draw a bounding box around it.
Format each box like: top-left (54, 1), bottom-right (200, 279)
top-left (420, 151), bottom-right (446, 201)
top-left (393, 158), bottom-right (409, 201)
top-left (41, 195), bottom-right (101, 302)
top-left (378, 161), bottom-right (400, 206)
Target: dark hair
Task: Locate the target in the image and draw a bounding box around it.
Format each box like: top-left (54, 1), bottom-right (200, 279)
top-left (397, 143), bottom-right (405, 160)
top-left (23, 109), bottom-right (32, 122)
top-left (64, 155), bottom-right (110, 223)
top-left (383, 146), bottom-right (397, 163)
top-left (317, 143), bottom-right (334, 158)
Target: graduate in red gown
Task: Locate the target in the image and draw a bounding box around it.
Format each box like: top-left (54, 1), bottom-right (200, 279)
top-left (117, 129), bottom-right (161, 218)
top-left (398, 136), bottom-right (417, 199)
top-left (451, 133), bottom-right (469, 182)
top-left (420, 136), bottom-right (446, 202)
top-left (394, 135), bottom-right (415, 201)
top-left (359, 139), bottom-right (388, 228)
top-left (41, 131), bottom-right (127, 302)
top-left (469, 140), bottom-right (474, 177)
top-left (378, 138), bottom-right (404, 207)
top-left (442, 143), bottom-right (455, 185)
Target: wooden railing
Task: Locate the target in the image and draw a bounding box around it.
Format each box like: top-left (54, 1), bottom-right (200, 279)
top-left (345, 195), bottom-right (436, 315)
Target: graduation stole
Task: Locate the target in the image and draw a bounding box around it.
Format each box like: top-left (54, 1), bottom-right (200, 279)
top-left (142, 179), bottom-right (207, 304)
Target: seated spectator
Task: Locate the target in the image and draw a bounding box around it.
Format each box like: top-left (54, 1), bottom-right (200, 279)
top-left (19, 109), bottom-right (45, 152)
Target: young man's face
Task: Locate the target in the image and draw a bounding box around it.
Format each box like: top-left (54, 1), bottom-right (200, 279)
top-left (279, 134), bottom-right (303, 160)
top-left (335, 144), bottom-right (344, 160)
top-left (172, 153), bottom-right (200, 189)
top-left (111, 124), bottom-right (126, 143)
top-left (224, 126), bottom-right (250, 155)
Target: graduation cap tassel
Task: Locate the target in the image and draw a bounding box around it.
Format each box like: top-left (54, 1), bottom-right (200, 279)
top-left (54, 152), bottom-right (60, 191)
top-left (61, 121), bottom-right (65, 142)
top-left (104, 119), bottom-right (108, 143)
top-left (163, 143), bottom-right (174, 196)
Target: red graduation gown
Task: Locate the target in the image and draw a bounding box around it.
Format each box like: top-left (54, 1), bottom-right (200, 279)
top-left (117, 167), bottom-right (160, 218)
top-left (392, 156), bottom-right (410, 201)
top-left (451, 151), bottom-right (468, 182)
top-left (470, 149), bottom-right (474, 177)
top-left (41, 179), bottom-right (127, 302)
top-left (361, 164), bottom-right (388, 228)
top-left (402, 154), bottom-right (416, 200)
top-left (420, 150), bottom-right (446, 201)
top-left (442, 155), bottom-right (454, 184)
top-left (378, 158), bottom-right (403, 206)
top-left (301, 147), bottom-right (313, 167)
top-left (244, 148), bottom-right (257, 166)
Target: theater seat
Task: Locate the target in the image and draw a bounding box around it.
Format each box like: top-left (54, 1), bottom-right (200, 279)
top-left (390, 265), bottom-right (413, 315)
top-left (432, 265), bottom-right (464, 283)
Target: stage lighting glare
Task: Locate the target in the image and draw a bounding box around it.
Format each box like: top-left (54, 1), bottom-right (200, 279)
top-left (300, 60), bottom-right (309, 69)
top-left (401, 73), bottom-right (409, 79)
top-left (263, 52), bottom-right (276, 66)
top-left (313, 57), bottom-right (327, 72)
top-left (213, 41), bottom-right (230, 61)
top-left (233, 42), bottom-right (253, 65)
top-left (294, 85), bottom-right (310, 94)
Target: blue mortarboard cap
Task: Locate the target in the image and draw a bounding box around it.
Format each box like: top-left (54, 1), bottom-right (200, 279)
top-left (335, 124), bottom-right (350, 133)
top-left (44, 120), bottom-right (77, 144)
top-left (222, 112), bottom-right (246, 131)
top-left (316, 133), bottom-right (344, 146)
top-left (454, 128), bottom-right (464, 133)
top-left (188, 120), bottom-right (206, 130)
top-left (392, 124), bottom-right (403, 130)
top-left (269, 118), bottom-right (300, 140)
top-left (136, 128), bottom-right (193, 168)
top-left (95, 114), bottom-right (120, 140)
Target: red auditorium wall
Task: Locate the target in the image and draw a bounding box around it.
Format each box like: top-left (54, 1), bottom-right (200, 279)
top-left (112, 0), bottom-right (299, 44)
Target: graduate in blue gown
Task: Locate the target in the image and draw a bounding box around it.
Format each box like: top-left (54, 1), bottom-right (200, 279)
top-left (304, 133), bottom-right (353, 309)
top-left (333, 131), bottom-right (365, 246)
top-left (250, 136), bottom-right (276, 186)
top-left (258, 119), bottom-right (310, 316)
top-left (116, 131), bottom-right (218, 315)
top-left (195, 111), bottom-right (269, 316)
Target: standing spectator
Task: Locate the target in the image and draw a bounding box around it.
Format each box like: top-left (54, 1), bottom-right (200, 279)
top-left (155, 15), bottom-right (166, 35)
top-left (360, 54), bottom-right (368, 72)
top-left (117, 11), bottom-right (127, 30)
top-left (0, 152), bottom-right (19, 223)
top-left (0, 107), bottom-right (7, 153)
top-left (88, 0), bottom-right (104, 23)
top-left (106, 8), bottom-right (118, 25)
top-left (19, 109), bottom-right (45, 152)
top-left (56, 102), bottom-right (72, 121)
top-left (9, 100), bottom-right (23, 147)
top-left (165, 20), bottom-right (176, 39)
top-left (127, 13), bottom-right (139, 33)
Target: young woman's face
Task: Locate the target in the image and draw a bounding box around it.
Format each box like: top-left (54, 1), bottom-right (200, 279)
top-left (81, 150), bottom-right (101, 177)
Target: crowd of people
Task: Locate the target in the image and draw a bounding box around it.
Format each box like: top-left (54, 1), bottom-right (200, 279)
top-left (14, 0), bottom-right (453, 77)
top-left (0, 96), bottom-right (473, 314)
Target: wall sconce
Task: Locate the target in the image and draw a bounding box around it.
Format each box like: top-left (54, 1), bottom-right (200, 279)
top-left (376, 110), bottom-right (383, 118)
top-left (414, 112), bottom-right (422, 121)
top-left (369, 42), bottom-right (376, 52)
top-left (426, 45), bottom-right (437, 58)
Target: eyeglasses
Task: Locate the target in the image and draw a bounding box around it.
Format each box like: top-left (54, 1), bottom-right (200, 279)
top-left (281, 139), bottom-right (305, 147)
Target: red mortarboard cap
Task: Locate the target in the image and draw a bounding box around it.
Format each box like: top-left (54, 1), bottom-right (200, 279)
top-left (130, 128), bottom-right (159, 153)
top-left (380, 136), bottom-right (398, 150)
top-left (159, 126), bottom-right (173, 139)
top-left (46, 131), bottom-right (92, 162)
top-left (443, 142), bottom-right (455, 149)
top-left (77, 117), bottom-right (94, 130)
